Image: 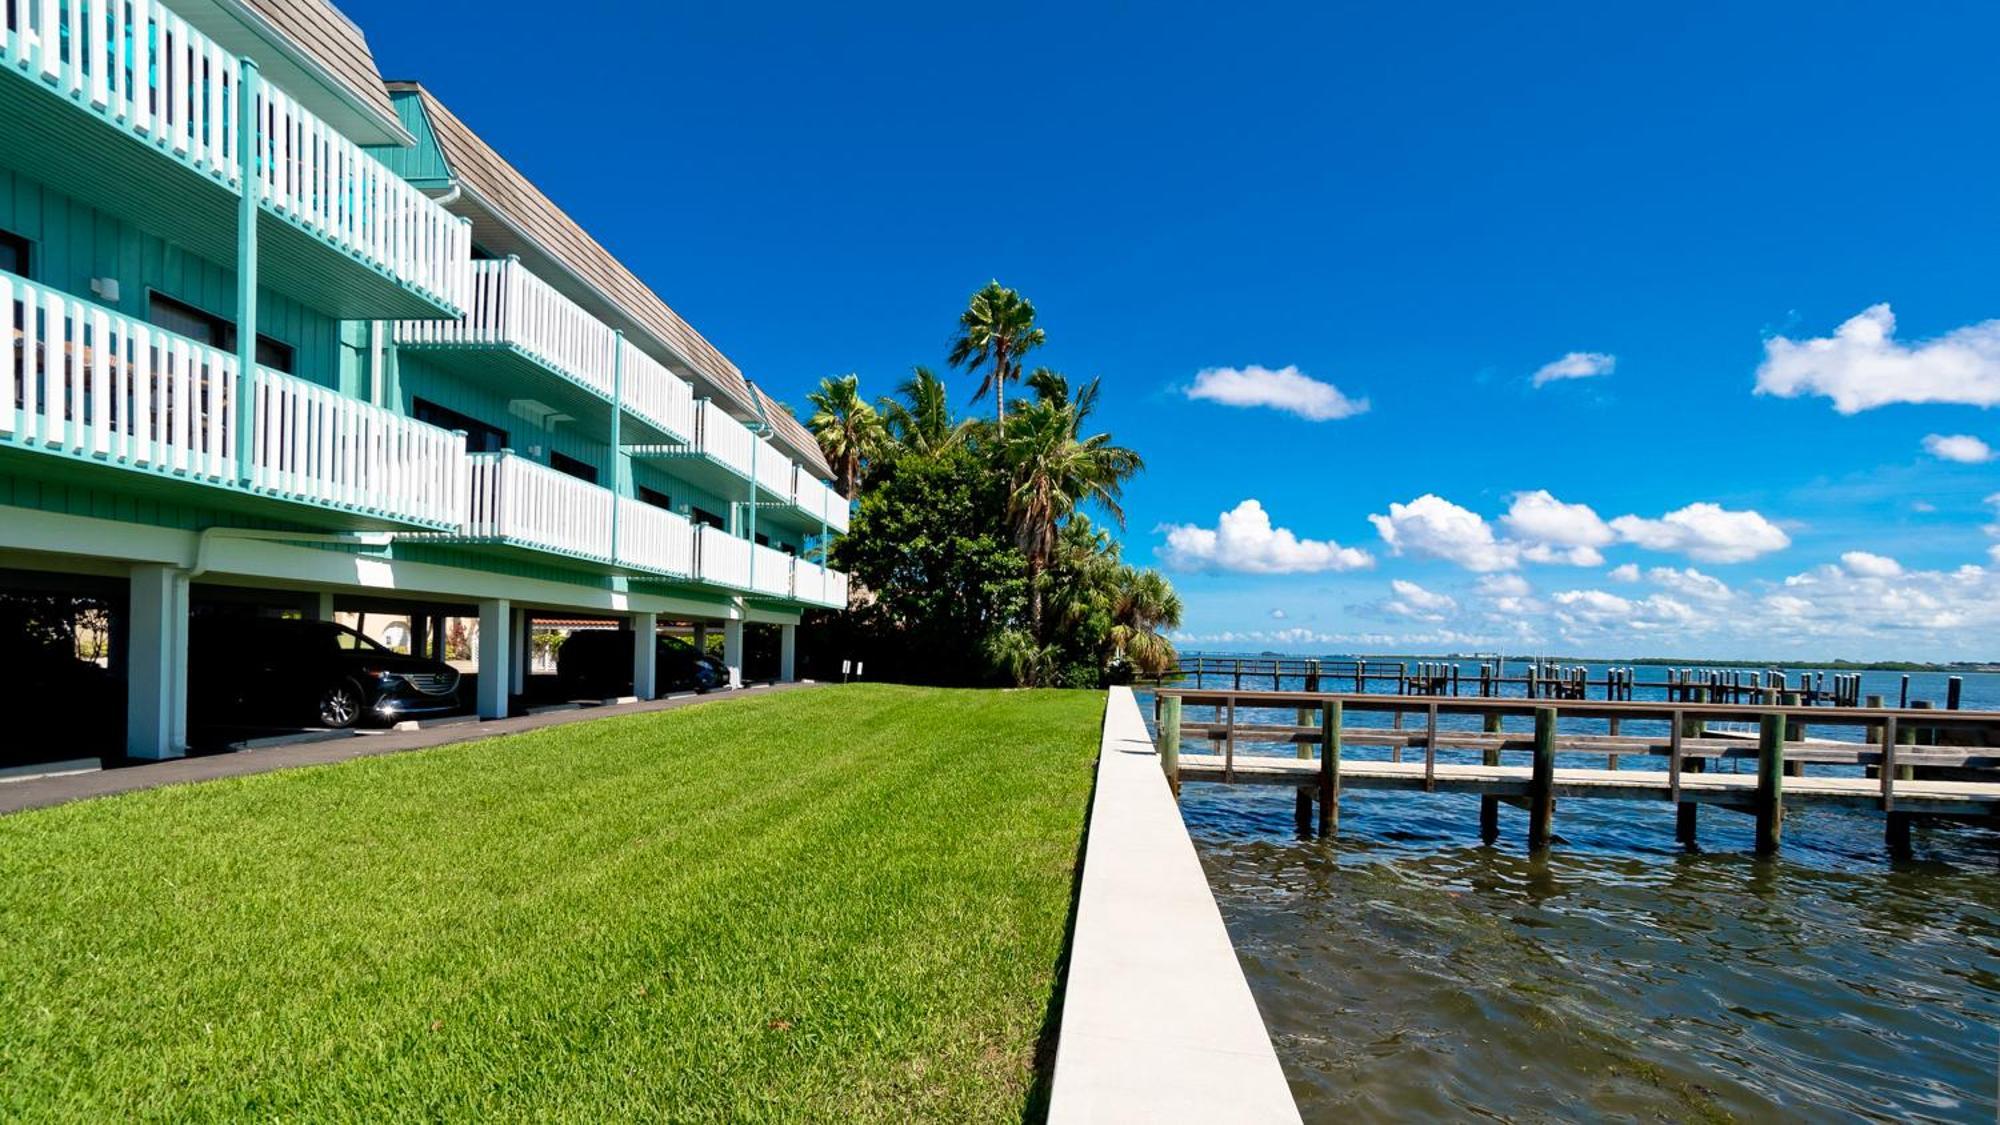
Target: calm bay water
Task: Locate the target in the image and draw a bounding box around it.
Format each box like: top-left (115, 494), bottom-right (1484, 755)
top-left (1139, 665), bottom-right (2000, 1121)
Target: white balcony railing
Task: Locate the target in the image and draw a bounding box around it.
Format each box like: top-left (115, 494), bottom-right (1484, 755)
top-left (695, 399), bottom-right (754, 478)
top-left (2, 271), bottom-right (467, 527)
top-left (2, 0), bottom-right (467, 311)
top-left (754, 437), bottom-right (794, 502)
top-left (791, 559), bottom-right (852, 608)
top-left (621, 344), bottom-right (694, 444)
top-left (792, 474), bottom-right (831, 526)
top-left (253, 79), bottom-right (469, 311)
top-left (464, 451), bottom-right (613, 561)
top-left (3, 272), bottom-right (237, 481)
top-left (750, 543), bottom-right (792, 598)
top-left (825, 493), bottom-right (851, 535)
top-left (3, 0), bottom-right (241, 189)
top-left (249, 368), bottom-right (466, 527)
top-left (397, 259), bottom-right (615, 399)
top-left (615, 495), bottom-right (693, 576)
top-left (694, 523), bottom-right (750, 589)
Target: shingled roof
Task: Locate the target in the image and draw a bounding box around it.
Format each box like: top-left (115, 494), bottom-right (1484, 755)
top-left (242, 0), bottom-right (399, 125)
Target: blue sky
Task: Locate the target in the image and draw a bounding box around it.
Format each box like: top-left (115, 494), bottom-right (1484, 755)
top-left (345, 0), bottom-right (2000, 661)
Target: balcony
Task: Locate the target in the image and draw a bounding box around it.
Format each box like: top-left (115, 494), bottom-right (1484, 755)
top-left (459, 450), bottom-right (709, 580)
top-left (0, 0), bottom-right (468, 319)
top-left (615, 494), bottom-right (693, 577)
top-left (792, 558), bottom-right (850, 609)
top-left (693, 523), bottom-right (749, 590)
top-left (771, 470), bottom-right (851, 536)
top-left (2, 270), bottom-right (464, 528)
top-left (749, 542), bottom-right (791, 598)
top-left (396, 259), bottom-right (689, 445)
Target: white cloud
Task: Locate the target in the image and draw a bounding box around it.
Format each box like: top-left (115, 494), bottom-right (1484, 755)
top-left (1185, 365), bottom-right (1369, 421)
top-left (1647, 566), bottom-right (1733, 601)
top-left (1269, 608), bottom-right (1287, 620)
top-left (1503, 490), bottom-right (1615, 554)
top-left (1477, 574), bottom-right (1532, 598)
top-left (1913, 500), bottom-right (1937, 513)
top-left (1922, 433), bottom-right (1995, 464)
top-left (1531, 351), bottom-right (1616, 388)
top-left (1520, 543), bottom-right (1605, 566)
top-left (1991, 544), bottom-right (2000, 564)
top-left (1609, 503), bottom-right (1791, 563)
top-left (1385, 579), bottom-right (1457, 620)
top-left (1552, 589), bottom-right (1697, 632)
top-left (1841, 551), bottom-right (1903, 578)
top-left (1608, 563), bottom-right (1640, 582)
top-left (1157, 499), bottom-right (1374, 574)
top-left (1756, 304), bottom-right (2000, 413)
top-left (1369, 494), bottom-right (1519, 572)
top-left (1766, 561), bottom-right (2000, 635)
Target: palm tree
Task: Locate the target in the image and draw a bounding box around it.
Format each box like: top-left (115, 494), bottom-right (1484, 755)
top-left (1110, 568), bottom-right (1183, 677)
top-left (806, 373), bottom-right (886, 497)
top-left (947, 281), bottom-right (1045, 423)
top-left (880, 366), bottom-right (966, 458)
top-left (999, 396), bottom-right (1143, 638)
top-left (986, 627), bottom-right (1058, 688)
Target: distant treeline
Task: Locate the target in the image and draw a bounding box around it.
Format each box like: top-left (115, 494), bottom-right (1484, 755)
top-left (1187, 651), bottom-right (1999, 674)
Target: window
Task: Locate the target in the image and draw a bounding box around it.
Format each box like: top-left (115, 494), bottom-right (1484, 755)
top-left (690, 506), bottom-right (725, 530)
top-left (638, 486), bottom-right (673, 511)
top-left (754, 533), bottom-right (770, 547)
top-left (550, 451), bottom-right (597, 484)
top-left (0, 229), bottom-right (29, 277)
top-left (146, 293), bottom-right (295, 373)
top-left (412, 397), bottom-right (508, 453)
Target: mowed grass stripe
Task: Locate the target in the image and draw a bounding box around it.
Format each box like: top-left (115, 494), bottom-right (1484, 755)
top-left (0, 685), bottom-right (1102, 1121)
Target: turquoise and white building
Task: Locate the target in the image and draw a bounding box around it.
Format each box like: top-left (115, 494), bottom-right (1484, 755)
top-left (0, 0), bottom-right (849, 759)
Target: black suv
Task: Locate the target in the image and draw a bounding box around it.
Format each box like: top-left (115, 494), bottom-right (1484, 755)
top-left (556, 631), bottom-right (728, 697)
top-left (190, 617), bottom-right (463, 729)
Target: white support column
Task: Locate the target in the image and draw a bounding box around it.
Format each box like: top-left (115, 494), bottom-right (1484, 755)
top-left (126, 565), bottom-right (190, 760)
top-left (632, 612), bottom-right (658, 700)
top-left (722, 619), bottom-right (744, 689)
top-left (477, 597), bottom-right (511, 719)
top-left (510, 609), bottom-right (529, 695)
top-left (693, 623), bottom-right (709, 657)
top-left (779, 623), bottom-right (797, 682)
top-left (304, 591), bottom-right (335, 621)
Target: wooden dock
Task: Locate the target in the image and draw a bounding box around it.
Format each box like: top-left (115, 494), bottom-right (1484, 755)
top-left (1152, 687), bottom-right (2000, 855)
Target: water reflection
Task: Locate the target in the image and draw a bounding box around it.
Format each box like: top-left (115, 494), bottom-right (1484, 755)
top-left (1139, 677), bottom-right (2000, 1121)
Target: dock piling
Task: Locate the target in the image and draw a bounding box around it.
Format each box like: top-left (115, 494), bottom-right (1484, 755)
top-left (1319, 701), bottom-right (1341, 835)
top-left (1756, 712), bottom-right (1785, 855)
top-left (1528, 707), bottom-right (1557, 850)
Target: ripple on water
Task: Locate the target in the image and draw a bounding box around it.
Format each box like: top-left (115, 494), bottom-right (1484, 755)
top-left (1179, 781), bottom-right (2000, 1122)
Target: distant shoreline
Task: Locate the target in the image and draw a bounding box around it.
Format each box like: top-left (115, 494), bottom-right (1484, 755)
top-left (1176, 650), bottom-right (2000, 674)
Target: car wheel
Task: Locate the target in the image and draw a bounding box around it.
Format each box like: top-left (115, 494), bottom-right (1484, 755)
top-left (317, 679), bottom-right (364, 729)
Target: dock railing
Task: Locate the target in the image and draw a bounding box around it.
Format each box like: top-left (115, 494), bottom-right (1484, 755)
top-left (1152, 685), bottom-right (2000, 856)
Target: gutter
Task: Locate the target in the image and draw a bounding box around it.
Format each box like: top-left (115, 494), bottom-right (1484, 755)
top-left (743, 386), bottom-right (774, 592)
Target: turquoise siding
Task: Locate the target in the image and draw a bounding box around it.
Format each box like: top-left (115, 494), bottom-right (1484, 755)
top-left (0, 56), bottom-right (813, 607)
top-left (0, 167), bottom-right (352, 392)
top-left (372, 93), bottom-right (452, 187)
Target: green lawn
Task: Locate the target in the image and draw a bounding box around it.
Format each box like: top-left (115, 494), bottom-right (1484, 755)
top-left (0, 685), bottom-right (1102, 1121)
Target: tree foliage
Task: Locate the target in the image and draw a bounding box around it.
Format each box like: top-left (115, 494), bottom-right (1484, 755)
top-left (807, 285), bottom-right (1179, 688)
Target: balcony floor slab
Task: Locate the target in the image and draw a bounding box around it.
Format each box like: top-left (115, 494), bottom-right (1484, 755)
top-left (0, 438), bottom-right (459, 532)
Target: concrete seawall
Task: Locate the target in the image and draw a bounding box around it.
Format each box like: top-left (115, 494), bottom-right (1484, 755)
top-left (1048, 686), bottom-right (1300, 1123)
